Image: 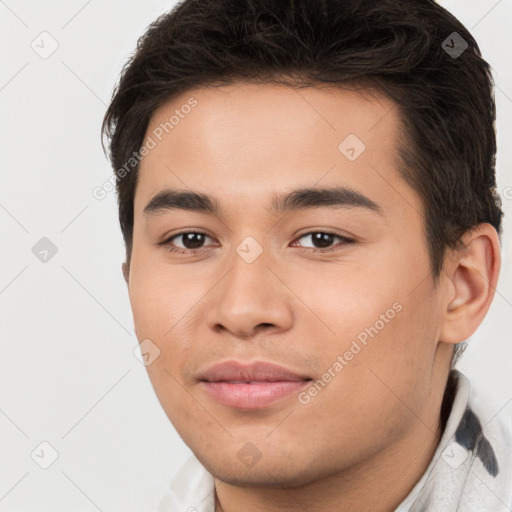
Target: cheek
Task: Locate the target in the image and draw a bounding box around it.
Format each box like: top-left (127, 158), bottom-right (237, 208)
top-left (128, 253), bottom-right (200, 341)
top-left (332, 288), bottom-right (442, 431)
top-left (300, 300), bottom-right (439, 454)
top-left (285, 261), bottom-right (402, 344)
top-left (295, 255), bottom-right (440, 391)
top-left (128, 256), bottom-right (205, 392)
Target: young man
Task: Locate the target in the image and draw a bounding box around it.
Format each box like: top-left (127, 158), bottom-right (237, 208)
top-left (102, 0), bottom-right (510, 510)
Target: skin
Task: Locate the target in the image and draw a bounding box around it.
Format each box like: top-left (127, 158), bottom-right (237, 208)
top-left (124, 82), bottom-right (500, 512)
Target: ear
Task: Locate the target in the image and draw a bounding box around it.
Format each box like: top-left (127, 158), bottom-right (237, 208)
top-left (439, 223), bottom-right (501, 344)
top-left (122, 261), bottom-right (130, 285)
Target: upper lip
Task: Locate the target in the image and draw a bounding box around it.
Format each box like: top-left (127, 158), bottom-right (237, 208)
top-left (198, 360), bottom-right (312, 383)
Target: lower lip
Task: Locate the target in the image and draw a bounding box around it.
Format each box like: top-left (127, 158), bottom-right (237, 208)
top-left (201, 380), bottom-right (310, 409)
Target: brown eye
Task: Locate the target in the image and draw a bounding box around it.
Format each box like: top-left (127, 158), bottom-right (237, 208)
top-left (175, 232), bottom-right (209, 249)
top-left (161, 231), bottom-right (214, 254)
top-left (293, 231), bottom-right (354, 251)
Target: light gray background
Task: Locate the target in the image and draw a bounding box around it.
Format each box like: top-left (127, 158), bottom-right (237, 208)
top-left (0, 1), bottom-right (511, 510)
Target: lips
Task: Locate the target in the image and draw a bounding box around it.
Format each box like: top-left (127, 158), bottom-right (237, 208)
top-left (198, 360), bottom-right (312, 409)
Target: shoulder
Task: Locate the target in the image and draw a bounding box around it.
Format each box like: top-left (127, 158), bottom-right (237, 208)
top-left (443, 370), bottom-right (512, 510)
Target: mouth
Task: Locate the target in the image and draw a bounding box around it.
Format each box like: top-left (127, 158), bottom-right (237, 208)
top-left (197, 360), bottom-right (313, 409)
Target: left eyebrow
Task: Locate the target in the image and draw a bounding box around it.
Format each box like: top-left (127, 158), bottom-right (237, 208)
top-left (143, 186), bottom-right (382, 217)
top-left (268, 186), bottom-right (382, 216)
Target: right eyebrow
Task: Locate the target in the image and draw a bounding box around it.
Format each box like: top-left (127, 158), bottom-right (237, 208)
top-left (144, 189), bottom-right (220, 216)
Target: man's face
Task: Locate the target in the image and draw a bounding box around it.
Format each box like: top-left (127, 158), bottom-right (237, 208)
top-left (128, 83), bottom-right (448, 486)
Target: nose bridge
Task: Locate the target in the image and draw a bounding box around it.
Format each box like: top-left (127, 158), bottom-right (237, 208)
top-left (221, 240), bottom-right (275, 312)
top-left (205, 239), bottom-right (293, 336)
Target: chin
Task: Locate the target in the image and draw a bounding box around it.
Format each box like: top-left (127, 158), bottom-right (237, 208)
top-left (199, 453), bottom-right (327, 488)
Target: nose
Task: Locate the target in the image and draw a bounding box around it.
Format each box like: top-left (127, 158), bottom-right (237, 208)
top-left (205, 246), bottom-right (294, 339)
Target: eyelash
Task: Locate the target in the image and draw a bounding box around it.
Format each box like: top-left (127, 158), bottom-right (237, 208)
top-left (159, 230), bottom-right (355, 255)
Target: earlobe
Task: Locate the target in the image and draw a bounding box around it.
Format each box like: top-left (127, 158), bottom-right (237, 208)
top-left (122, 261), bottom-right (130, 284)
top-left (439, 223), bottom-right (500, 344)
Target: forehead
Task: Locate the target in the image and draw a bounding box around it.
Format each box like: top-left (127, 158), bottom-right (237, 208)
top-left (144, 82), bottom-right (400, 155)
top-left (134, 82), bottom-right (419, 222)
